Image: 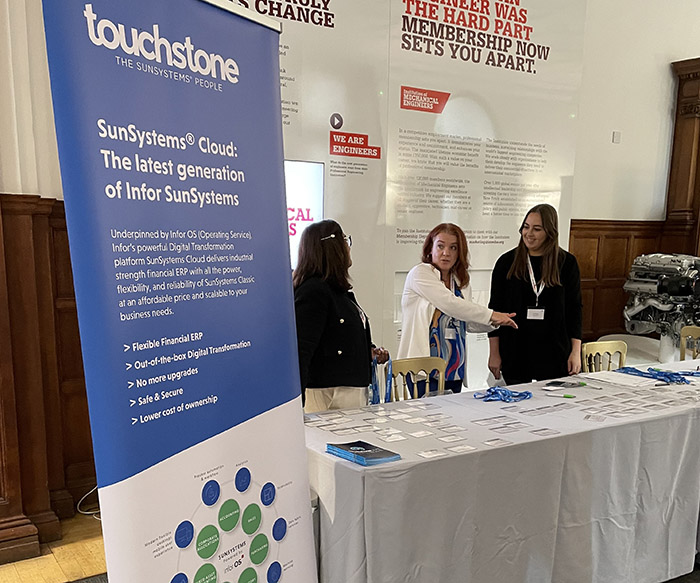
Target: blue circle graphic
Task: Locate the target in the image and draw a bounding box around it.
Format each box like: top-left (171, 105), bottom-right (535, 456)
top-left (267, 561), bottom-right (282, 583)
top-left (171, 573), bottom-right (188, 583)
top-left (260, 482), bottom-right (276, 506)
top-left (272, 517), bottom-right (287, 542)
top-left (235, 467), bottom-right (251, 492)
top-left (174, 521), bottom-right (194, 549)
top-left (202, 480), bottom-right (221, 506)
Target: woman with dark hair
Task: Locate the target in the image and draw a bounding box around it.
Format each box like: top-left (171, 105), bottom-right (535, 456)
top-left (397, 223), bottom-right (517, 395)
top-left (488, 204), bottom-right (582, 385)
top-left (294, 219), bottom-right (388, 412)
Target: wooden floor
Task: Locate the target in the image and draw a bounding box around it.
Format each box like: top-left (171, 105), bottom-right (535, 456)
top-left (0, 514), bottom-right (106, 583)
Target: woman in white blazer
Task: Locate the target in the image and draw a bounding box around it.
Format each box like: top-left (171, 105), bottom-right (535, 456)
top-left (397, 223), bottom-right (517, 395)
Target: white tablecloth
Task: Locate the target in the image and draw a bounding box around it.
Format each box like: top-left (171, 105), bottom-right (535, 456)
top-left (305, 361), bottom-right (700, 583)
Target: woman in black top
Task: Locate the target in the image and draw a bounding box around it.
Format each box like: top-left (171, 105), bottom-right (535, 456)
top-left (488, 204), bottom-right (582, 385)
top-left (293, 220), bottom-right (388, 412)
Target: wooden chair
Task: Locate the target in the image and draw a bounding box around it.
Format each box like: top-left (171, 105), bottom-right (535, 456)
top-left (581, 341), bottom-right (627, 372)
top-left (390, 357), bottom-right (446, 401)
top-left (679, 325), bottom-right (700, 360)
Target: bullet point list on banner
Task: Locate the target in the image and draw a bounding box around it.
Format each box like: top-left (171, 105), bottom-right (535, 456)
top-left (131, 394), bottom-right (219, 426)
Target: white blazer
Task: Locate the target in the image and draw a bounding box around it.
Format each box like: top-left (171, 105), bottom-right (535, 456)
top-left (397, 263), bottom-right (494, 360)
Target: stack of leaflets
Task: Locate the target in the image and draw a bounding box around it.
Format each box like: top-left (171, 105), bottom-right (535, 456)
top-left (326, 440), bottom-right (401, 466)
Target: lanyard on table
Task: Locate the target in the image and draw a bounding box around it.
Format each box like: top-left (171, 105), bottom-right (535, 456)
top-left (615, 367), bottom-right (690, 385)
top-left (527, 256), bottom-right (545, 306)
top-left (473, 387), bottom-right (532, 402)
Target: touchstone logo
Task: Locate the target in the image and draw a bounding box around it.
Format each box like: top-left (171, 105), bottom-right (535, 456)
top-left (83, 3), bottom-right (240, 83)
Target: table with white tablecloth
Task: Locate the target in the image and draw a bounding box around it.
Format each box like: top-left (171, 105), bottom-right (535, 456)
top-left (305, 361), bottom-right (700, 583)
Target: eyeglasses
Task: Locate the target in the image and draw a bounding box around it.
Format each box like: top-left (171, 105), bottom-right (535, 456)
top-left (320, 233), bottom-right (352, 247)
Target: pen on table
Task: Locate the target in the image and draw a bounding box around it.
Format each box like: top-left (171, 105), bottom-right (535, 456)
top-left (654, 382), bottom-right (670, 387)
top-left (546, 393), bottom-right (576, 398)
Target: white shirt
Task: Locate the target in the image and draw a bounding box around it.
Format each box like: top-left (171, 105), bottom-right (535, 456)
top-left (397, 263), bottom-right (494, 360)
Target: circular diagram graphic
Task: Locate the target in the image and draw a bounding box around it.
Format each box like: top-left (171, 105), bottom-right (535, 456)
top-left (196, 525), bottom-right (220, 559)
top-left (235, 467), bottom-right (251, 492)
top-left (202, 480), bottom-right (221, 506)
top-left (267, 562), bottom-right (282, 583)
top-left (218, 499), bottom-right (241, 532)
top-left (260, 483), bottom-right (275, 507)
top-left (175, 521), bottom-right (195, 549)
top-left (171, 467), bottom-right (290, 583)
top-left (272, 518), bottom-right (287, 542)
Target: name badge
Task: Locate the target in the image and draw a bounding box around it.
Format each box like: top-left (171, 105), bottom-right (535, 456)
top-left (527, 307), bottom-right (545, 320)
top-left (444, 328), bottom-right (457, 340)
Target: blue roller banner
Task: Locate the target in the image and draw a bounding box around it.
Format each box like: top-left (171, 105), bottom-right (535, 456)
top-left (43, 1), bottom-right (317, 581)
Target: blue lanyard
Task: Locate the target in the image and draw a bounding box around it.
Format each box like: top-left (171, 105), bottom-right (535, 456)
top-left (473, 387), bottom-right (532, 402)
top-left (384, 359), bottom-right (393, 403)
top-left (616, 367), bottom-right (690, 385)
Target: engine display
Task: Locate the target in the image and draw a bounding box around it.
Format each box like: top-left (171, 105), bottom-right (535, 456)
top-left (624, 253), bottom-right (700, 341)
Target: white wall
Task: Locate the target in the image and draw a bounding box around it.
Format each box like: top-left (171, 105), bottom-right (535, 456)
top-left (572, 0), bottom-right (700, 221)
top-left (4, 0), bottom-right (700, 214)
top-left (4, 0), bottom-right (700, 357)
top-left (0, 0), bottom-right (61, 198)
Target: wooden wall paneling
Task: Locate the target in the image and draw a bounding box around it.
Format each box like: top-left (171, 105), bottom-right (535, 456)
top-left (569, 220), bottom-right (664, 341)
top-left (33, 200), bottom-right (75, 520)
top-left (0, 200), bottom-right (41, 564)
top-left (0, 195), bottom-right (60, 543)
top-left (630, 236), bottom-right (663, 262)
top-left (569, 235), bottom-right (599, 340)
top-left (569, 236), bottom-right (598, 281)
top-left (595, 285), bottom-right (628, 336)
top-left (580, 288), bottom-right (595, 339)
top-left (598, 236), bottom-right (629, 335)
top-left (49, 204), bottom-right (96, 505)
top-left (661, 221), bottom-right (696, 255)
top-left (598, 236), bottom-right (629, 280)
top-left (663, 58), bottom-right (700, 254)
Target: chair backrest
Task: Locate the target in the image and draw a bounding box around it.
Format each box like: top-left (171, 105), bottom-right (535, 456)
top-left (390, 357), bottom-right (446, 401)
top-left (679, 326), bottom-right (700, 360)
top-left (581, 341), bottom-right (627, 372)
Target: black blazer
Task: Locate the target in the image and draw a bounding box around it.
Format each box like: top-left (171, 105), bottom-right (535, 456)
top-left (294, 277), bottom-right (372, 396)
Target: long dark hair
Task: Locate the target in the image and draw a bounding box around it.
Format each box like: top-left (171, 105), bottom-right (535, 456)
top-left (507, 203), bottom-right (561, 286)
top-left (293, 220), bottom-right (351, 291)
top-left (421, 223), bottom-right (470, 287)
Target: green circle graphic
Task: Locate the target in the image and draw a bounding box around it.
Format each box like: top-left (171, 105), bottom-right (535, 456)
top-left (238, 567), bottom-right (257, 583)
top-left (218, 499), bottom-right (241, 532)
top-left (196, 525), bottom-right (220, 559)
top-left (249, 533), bottom-right (269, 566)
top-left (194, 563), bottom-right (217, 583)
top-left (241, 503), bottom-right (262, 535)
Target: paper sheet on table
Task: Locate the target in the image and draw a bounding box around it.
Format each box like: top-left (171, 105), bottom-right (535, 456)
top-left (580, 371), bottom-right (658, 387)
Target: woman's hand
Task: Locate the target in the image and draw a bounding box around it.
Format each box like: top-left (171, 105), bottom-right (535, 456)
top-left (488, 336), bottom-right (502, 380)
top-left (372, 346), bottom-right (390, 364)
top-left (568, 339), bottom-right (582, 375)
top-left (488, 352), bottom-right (502, 380)
top-left (491, 311), bottom-right (518, 329)
top-left (567, 349), bottom-right (582, 375)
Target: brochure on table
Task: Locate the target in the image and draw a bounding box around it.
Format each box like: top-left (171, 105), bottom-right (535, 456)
top-left (42, 1), bottom-right (317, 581)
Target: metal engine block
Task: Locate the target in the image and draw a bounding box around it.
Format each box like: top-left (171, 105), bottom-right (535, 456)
top-left (624, 253), bottom-right (700, 340)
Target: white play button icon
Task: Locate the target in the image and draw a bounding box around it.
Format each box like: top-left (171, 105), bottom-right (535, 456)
top-left (330, 113), bottom-right (343, 129)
